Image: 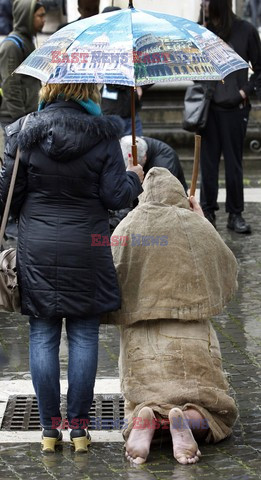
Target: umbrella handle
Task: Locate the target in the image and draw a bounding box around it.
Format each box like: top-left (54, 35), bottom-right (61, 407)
top-left (131, 87), bottom-right (138, 165)
top-left (190, 134), bottom-right (201, 197)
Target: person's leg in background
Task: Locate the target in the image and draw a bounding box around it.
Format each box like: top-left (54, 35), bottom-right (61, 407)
top-left (219, 105), bottom-right (251, 233)
top-left (66, 315), bottom-right (100, 452)
top-left (29, 316), bottom-right (63, 452)
top-left (200, 108), bottom-right (222, 228)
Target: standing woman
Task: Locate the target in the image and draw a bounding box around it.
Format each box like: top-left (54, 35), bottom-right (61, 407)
top-left (0, 83), bottom-right (143, 452)
top-left (199, 0), bottom-right (261, 232)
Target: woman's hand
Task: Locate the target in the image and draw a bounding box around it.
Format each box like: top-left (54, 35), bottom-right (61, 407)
top-left (127, 154), bottom-right (144, 183)
top-left (189, 195), bottom-right (205, 217)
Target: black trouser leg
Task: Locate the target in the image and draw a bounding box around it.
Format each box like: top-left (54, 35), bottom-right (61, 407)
top-left (217, 106), bottom-right (249, 214)
top-left (200, 105), bottom-right (249, 215)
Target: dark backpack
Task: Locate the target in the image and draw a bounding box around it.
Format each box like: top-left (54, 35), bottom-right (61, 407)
top-left (0, 34), bottom-right (25, 107)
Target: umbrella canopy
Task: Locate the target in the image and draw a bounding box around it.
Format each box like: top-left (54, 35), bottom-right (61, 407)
top-left (14, 3), bottom-right (249, 172)
top-left (15, 7), bottom-right (248, 86)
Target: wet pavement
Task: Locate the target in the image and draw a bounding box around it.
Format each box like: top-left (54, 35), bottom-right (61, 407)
top-left (0, 202), bottom-right (260, 479)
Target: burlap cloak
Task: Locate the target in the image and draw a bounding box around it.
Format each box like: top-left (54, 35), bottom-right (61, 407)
top-left (108, 167), bottom-right (238, 324)
top-left (107, 168), bottom-right (238, 442)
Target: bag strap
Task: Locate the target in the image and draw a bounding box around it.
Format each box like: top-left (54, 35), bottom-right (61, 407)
top-left (1, 35), bottom-right (25, 55)
top-left (0, 114), bottom-right (30, 246)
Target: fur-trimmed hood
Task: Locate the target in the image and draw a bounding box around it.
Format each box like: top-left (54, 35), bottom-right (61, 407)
top-left (17, 100), bottom-right (124, 162)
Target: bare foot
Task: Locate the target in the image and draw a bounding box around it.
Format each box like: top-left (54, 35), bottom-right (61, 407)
top-left (125, 406), bottom-right (156, 464)
top-left (169, 408), bottom-right (201, 465)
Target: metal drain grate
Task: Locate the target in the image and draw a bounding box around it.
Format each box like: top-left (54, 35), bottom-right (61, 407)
top-left (1, 394), bottom-right (125, 431)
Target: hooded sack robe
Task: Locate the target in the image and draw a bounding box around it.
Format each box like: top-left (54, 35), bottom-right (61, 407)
top-left (107, 167), bottom-right (238, 442)
top-left (109, 167), bottom-right (238, 325)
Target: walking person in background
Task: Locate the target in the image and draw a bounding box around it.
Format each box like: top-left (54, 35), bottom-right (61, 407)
top-left (0, 82), bottom-right (143, 452)
top-left (0, 0), bottom-right (46, 129)
top-left (199, 0), bottom-right (261, 233)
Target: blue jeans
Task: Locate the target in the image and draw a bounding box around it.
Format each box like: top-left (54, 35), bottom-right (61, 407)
top-left (29, 315), bottom-right (100, 430)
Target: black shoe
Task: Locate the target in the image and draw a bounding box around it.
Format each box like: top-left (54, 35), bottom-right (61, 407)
top-left (41, 429), bottom-right (63, 452)
top-left (227, 214), bottom-right (251, 234)
top-left (204, 211), bottom-right (216, 228)
top-left (70, 429), bottom-right (91, 452)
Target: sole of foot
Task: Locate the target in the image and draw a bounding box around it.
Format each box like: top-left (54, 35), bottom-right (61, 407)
top-left (169, 408), bottom-right (201, 465)
top-left (125, 406), bottom-right (156, 464)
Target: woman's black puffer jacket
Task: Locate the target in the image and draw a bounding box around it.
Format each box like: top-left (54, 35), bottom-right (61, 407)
top-left (0, 100), bottom-right (142, 318)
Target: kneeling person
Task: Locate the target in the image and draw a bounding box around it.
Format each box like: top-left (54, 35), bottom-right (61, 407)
top-left (107, 167), bottom-right (238, 465)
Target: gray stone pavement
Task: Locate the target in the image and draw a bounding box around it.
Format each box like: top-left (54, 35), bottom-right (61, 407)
top-left (0, 202), bottom-right (260, 479)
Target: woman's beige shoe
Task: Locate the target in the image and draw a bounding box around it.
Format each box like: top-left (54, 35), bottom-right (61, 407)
top-left (41, 429), bottom-right (63, 453)
top-left (70, 430), bottom-right (91, 453)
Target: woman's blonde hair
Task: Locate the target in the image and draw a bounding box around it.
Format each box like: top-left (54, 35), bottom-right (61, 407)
top-left (39, 83), bottom-right (101, 104)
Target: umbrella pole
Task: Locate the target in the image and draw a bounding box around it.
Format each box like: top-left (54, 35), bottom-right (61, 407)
top-left (131, 87), bottom-right (138, 165)
top-left (190, 134), bottom-right (201, 197)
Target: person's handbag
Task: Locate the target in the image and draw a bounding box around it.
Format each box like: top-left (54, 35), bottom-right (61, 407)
top-left (0, 115), bottom-right (30, 312)
top-left (0, 248), bottom-right (19, 312)
top-left (182, 82), bottom-right (216, 133)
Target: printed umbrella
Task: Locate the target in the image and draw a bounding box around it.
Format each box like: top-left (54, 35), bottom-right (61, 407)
top-left (15, 0), bottom-right (248, 186)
